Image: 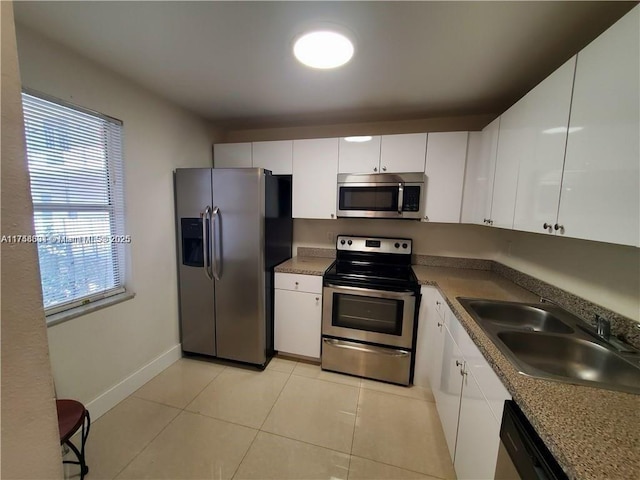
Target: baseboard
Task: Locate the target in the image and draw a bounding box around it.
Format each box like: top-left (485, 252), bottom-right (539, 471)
top-left (85, 344), bottom-right (182, 420)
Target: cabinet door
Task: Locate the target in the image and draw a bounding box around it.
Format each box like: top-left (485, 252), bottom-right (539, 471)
top-left (448, 311), bottom-right (510, 422)
top-left (558, 6), bottom-right (640, 247)
top-left (252, 140), bottom-right (293, 174)
top-left (461, 118), bottom-right (500, 225)
top-left (274, 289), bottom-right (322, 358)
top-left (213, 143), bottom-right (252, 168)
top-left (292, 138), bottom-right (339, 219)
top-left (434, 323), bottom-right (464, 462)
top-left (380, 133), bottom-right (427, 173)
top-left (455, 368), bottom-right (502, 480)
top-left (491, 105), bottom-right (524, 229)
top-left (512, 57), bottom-right (576, 235)
top-left (414, 287), bottom-right (445, 389)
top-left (423, 132), bottom-right (469, 223)
top-left (338, 136), bottom-right (381, 174)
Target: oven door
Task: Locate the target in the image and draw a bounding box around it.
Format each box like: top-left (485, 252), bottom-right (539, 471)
top-left (322, 284), bottom-right (416, 348)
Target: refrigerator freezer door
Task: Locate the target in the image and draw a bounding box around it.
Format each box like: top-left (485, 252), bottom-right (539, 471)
top-left (212, 168), bottom-right (266, 365)
top-left (175, 168), bottom-right (216, 356)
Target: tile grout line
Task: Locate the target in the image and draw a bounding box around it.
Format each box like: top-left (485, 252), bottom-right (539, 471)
top-left (346, 381), bottom-right (363, 478)
top-left (348, 453), bottom-right (452, 480)
top-left (110, 362), bottom-right (227, 479)
top-left (229, 360), bottom-right (297, 480)
top-left (109, 403), bottom-right (181, 479)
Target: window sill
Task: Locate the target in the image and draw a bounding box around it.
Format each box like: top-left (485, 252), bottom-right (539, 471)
top-left (46, 291), bottom-right (136, 327)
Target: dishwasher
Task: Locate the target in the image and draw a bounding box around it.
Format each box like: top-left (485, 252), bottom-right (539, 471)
top-left (495, 401), bottom-right (568, 480)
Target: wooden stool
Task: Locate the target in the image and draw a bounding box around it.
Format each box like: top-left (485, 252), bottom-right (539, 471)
top-left (56, 399), bottom-right (90, 479)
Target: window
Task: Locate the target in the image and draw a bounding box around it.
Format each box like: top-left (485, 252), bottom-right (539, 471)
top-left (22, 91), bottom-right (127, 315)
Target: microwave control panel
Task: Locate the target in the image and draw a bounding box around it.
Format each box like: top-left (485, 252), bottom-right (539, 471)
top-left (402, 186), bottom-right (421, 212)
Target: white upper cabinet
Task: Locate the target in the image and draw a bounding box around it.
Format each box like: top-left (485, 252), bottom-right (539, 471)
top-left (292, 138), bottom-right (339, 219)
top-left (252, 140), bottom-right (293, 174)
top-left (213, 142), bottom-right (252, 168)
top-left (557, 6), bottom-right (640, 247)
top-left (423, 132), bottom-right (469, 223)
top-left (380, 133), bottom-right (428, 173)
top-left (338, 136), bottom-right (382, 173)
top-left (491, 97), bottom-right (530, 229)
top-left (461, 118), bottom-right (500, 225)
top-left (512, 56), bottom-right (576, 235)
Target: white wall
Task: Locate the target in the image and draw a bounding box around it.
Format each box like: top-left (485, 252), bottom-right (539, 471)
top-left (294, 219), bottom-right (640, 322)
top-left (495, 229), bottom-right (640, 322)
top-left (1, 4), bottom-right (63, 477)
top-left (15, 25), bottom-right (215, 408)
top-left (294, 219), bottom-right (500, 260)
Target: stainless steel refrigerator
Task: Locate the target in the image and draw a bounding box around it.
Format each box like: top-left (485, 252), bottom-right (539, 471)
top-left (174, 168), bottom-right (292, 367)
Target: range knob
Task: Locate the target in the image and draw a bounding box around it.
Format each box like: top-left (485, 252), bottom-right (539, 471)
top-left (340, 239), bottom-right (345, 245)
top-left (394, 242), bottom-right (400, 248)
top-left (402, 243), bottom-right (408, 249)
top-left (347, 240), bottom-right (352, 246)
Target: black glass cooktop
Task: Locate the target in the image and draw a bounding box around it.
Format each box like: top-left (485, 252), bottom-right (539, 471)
top-left (323, 260), bottom-right (418, 290)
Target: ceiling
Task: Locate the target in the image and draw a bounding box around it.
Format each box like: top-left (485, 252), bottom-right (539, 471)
top-left (13, 1), bottom-right (637, 129)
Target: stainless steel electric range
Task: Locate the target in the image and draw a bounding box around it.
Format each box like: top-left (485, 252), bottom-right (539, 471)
top-left (321, 235), bottom-right (420, 385)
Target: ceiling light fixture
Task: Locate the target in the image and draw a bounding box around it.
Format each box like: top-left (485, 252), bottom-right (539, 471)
top-left (344, 136), bottom-right (373, 143)
top-left (293, 30), bottom-right (354, 69)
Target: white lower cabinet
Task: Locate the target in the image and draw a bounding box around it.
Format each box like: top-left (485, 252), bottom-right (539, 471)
top-left (435, 321), bottom-right (465, 462)
top-left (416, 286), bottom-right (511, 479)
top-left (455, 367), bottom-right (503, 479)
top-left (274, 273), bottom-right (322, 359)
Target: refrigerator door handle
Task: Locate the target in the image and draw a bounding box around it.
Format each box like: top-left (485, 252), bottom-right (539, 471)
top-left (201, 206), bottom-right (213, 280)
top-left (211, 206), bottom-right (222, 280)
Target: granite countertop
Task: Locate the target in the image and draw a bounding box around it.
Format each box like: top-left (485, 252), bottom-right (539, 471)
top-left (274, 256), bottom-right (334, 276)
top-left (413, 266), bottom-right (639, 480)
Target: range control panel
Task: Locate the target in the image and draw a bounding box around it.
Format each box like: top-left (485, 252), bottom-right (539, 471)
top-left (336, 236), bottom-right (412, 254)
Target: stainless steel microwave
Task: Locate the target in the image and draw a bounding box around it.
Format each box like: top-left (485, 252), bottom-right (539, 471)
top-left (336, 172), bottom-right (425, 219)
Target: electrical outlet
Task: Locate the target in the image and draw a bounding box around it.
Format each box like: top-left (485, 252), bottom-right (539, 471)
top-left (327, 231), bottom-right (336, 243)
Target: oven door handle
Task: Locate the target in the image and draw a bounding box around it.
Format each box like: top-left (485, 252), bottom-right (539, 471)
top-left (323, 338), bottom-right (410, 357)
top-left (324, 283), bottom-right (416, 298)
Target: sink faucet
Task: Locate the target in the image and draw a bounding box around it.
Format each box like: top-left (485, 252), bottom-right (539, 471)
top-left (595, 315), bottom-right (611, 340)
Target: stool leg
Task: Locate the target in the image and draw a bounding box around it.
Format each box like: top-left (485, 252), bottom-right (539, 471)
top-left (62, 411), bottom-right (90, 479)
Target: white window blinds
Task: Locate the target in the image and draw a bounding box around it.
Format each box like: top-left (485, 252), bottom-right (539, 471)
top-left (22, 91), bottom-right (127, 314)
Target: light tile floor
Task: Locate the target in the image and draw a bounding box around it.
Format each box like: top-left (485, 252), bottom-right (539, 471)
top-left (67, 356), bottom-right (455, 480)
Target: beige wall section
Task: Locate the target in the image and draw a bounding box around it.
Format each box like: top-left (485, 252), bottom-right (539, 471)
top-left (294, 219), bottom-right (640, 322)
top-left (15, 25), bottom-right (215, 404)
top-left (1, 3), bottom-right (64, 478)
top-left (294, 219), bottom-right (501, 259)
top-left (495, 229), bottom-right (640, 322)
top-left (220, 114), bottom-right (494, 143)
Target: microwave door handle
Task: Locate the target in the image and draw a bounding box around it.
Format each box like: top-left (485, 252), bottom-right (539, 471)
top-left (397, 183), bottom-right (404, 215)
top-left (202, 206), bottom-right (213, 280)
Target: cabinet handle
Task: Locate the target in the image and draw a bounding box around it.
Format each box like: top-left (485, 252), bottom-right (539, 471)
top-left (455, 360), bottom-right (463, 367)
top-left (295, 282), bottom-right (299, 287)
top-left (382, 166), bottom-right (387, 172)
top-left (315, 297), bottom-right (319, 301)
top-left (543, 222), bottom-right (554, 232)
top-left (437, 321), bottom-right (443, 327)
top-left (373, 167), bottom-right (378, 172)
top-left (554, 223), bottom-right (564, 233)
top-left (424, 215), bottom-right (429, 221)
top-left (330, 213), bottom-right (334, 218)
top-left (483, 218), bottom-right (489, 224)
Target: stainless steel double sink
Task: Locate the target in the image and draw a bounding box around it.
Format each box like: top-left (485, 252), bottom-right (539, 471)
top-left (457, 298), bottom-right (640, 394)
